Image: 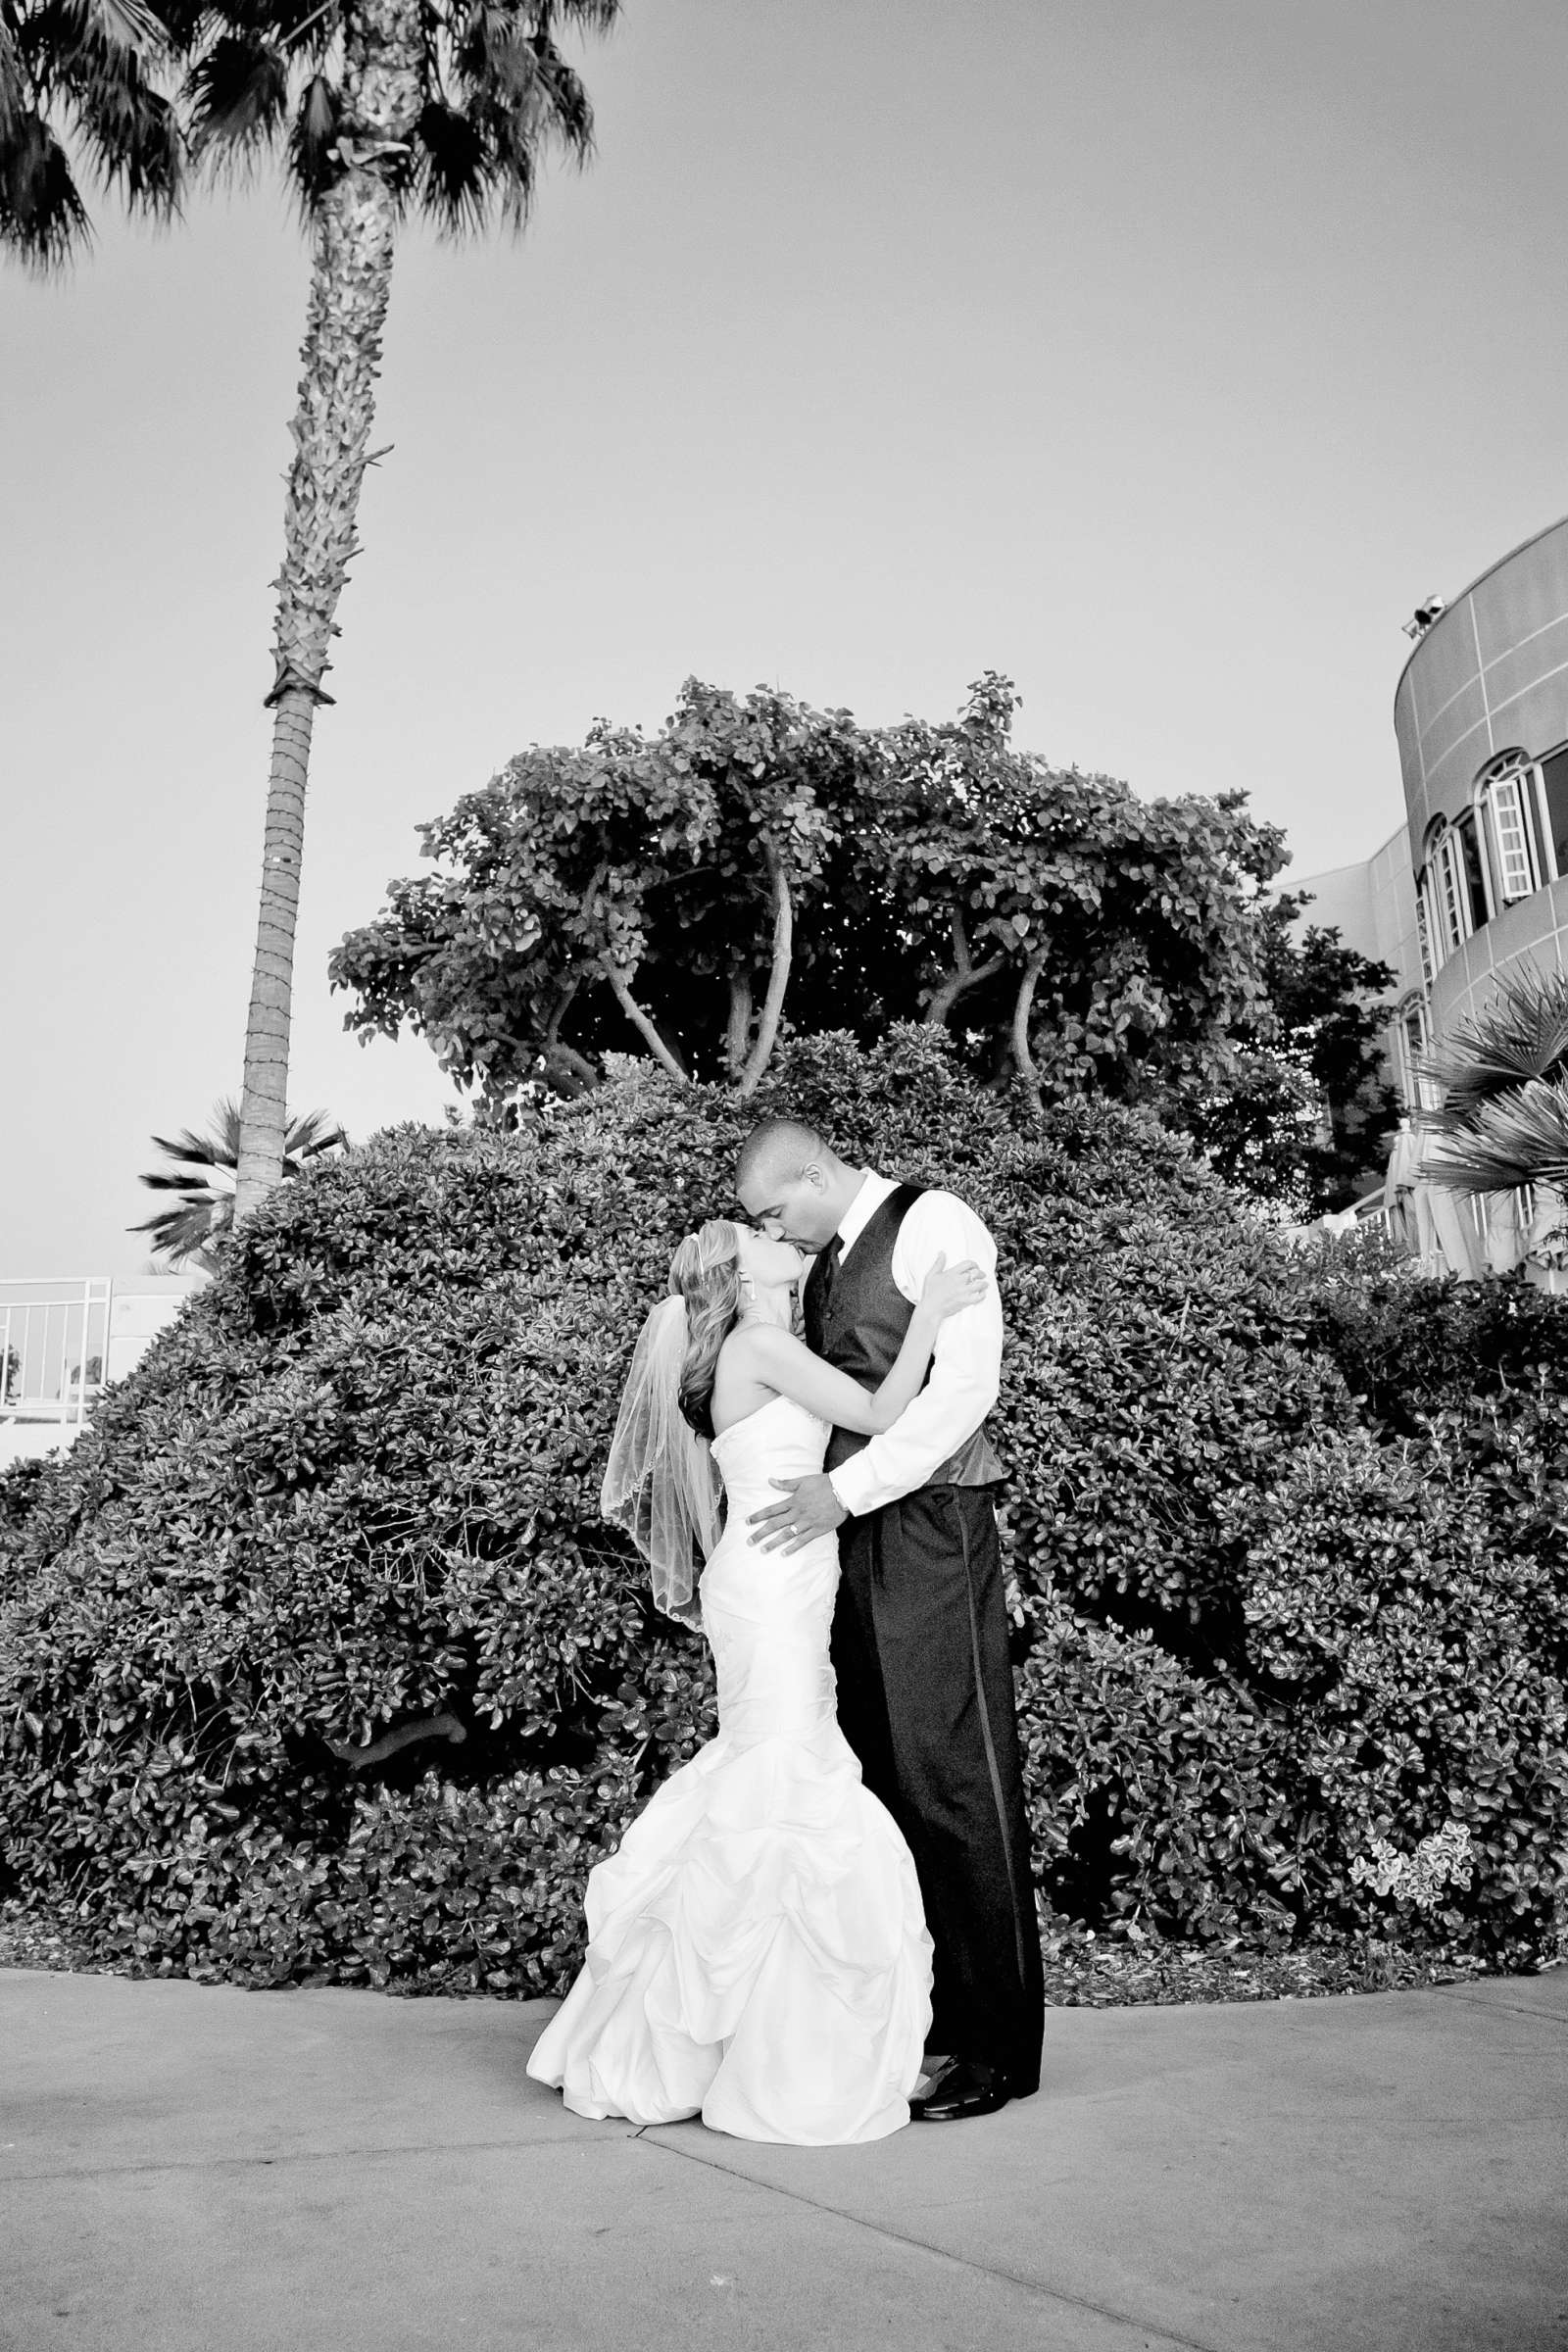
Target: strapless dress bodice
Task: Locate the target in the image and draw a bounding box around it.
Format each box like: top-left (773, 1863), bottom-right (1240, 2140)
top-left (703, 1394), bottom-right (838, 1741)
top-left (710, 1392), bottom-right (832, 1516)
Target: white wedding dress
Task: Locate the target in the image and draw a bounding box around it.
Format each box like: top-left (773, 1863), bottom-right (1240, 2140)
top-left (526, 1394), bottom-right (934, 2143)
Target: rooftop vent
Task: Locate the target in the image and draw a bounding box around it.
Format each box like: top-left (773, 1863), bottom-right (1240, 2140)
top-left (1402, 596), bottom-right (1447, 640)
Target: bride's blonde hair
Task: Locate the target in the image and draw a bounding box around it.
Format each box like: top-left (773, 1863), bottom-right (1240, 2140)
top-left (669, 1219), bottom-right (743, 1439)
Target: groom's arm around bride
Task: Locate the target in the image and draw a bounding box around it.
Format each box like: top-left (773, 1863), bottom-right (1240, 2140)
top-left (747, 1175), bottom-right (1003, 1552)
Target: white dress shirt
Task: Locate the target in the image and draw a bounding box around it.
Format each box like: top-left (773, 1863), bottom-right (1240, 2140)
top-left (822, 1170), bottom-right (1004, 1518)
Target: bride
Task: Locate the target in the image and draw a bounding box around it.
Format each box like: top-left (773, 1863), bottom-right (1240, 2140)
top-left (526, 1218), bottom-right (986, 2144)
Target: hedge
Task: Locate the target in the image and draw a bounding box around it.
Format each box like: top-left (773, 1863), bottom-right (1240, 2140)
top-left (1, 1026), bottom-right (1564, 1989)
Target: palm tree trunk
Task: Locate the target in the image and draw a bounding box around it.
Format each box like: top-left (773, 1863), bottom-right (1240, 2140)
top-left (235, 0), bottom-right (422, 1224)
top-left (238, 687), bottom-right (320, 1219)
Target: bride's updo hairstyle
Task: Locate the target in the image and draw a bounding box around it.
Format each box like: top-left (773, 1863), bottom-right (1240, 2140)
top-left (669, 1220), bottom-right (744, 1439)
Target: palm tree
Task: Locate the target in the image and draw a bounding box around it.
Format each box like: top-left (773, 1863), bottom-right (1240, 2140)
top-left (3, 0), bottom-right (621, 1222)
top-left (132, 1098), bottom-right (345, 1266)
top-left (1417, 965), bottom-right (1568, 1195)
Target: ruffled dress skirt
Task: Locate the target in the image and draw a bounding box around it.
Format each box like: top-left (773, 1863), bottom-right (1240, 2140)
top-left (526, 1398), bottom-right (933, 2144)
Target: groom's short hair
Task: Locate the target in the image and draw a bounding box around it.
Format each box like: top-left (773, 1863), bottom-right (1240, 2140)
top-left (736, 1117), bottom-right (828, 1191)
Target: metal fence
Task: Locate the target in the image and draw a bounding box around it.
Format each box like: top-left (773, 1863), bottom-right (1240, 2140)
top-left (0, 1277), bottom-right (114, 1428)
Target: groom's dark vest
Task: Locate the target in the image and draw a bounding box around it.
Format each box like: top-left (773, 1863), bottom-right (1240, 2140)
top-left (803, 1182), bottom-right (1004, 1485)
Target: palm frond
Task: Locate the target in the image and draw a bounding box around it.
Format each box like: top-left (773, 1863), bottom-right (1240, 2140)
top-left (142, 1099), bottom-right (338, 1187)
top-left (10, 0), bottom-right (183, 215)
top-left (135, 1167), bottom-right (230, 1194)
top-left (482, 94), bottom-right (537, 228)
top-left (287, 69), bottom-right (339, 203)
top-left (75, 72), bottom-right (183, 207)
top-left (132, 1094), bottom-right (337, 1265)
top-left (413, 94), bottom-right (487, 231)
top-left (451, 24), bottom-right (537, 226)
top-left (554, 0), bottom-right (621, 31)
top-left (455, 3), bottom-right (540, 102)
top-left (524, 27), bottom-right (592, 158)
top-left (74, 0), bottom-right (165, 61)
top-left (1419, 963), bottom-right (1568, 1119)
top-left (151, 0), bottom-right (207, 55)
top-left (0, 18), bottom-right (28, 133)
top-left (1418, 1075), bottom-right (1568, 1195)
top-left (184, 30), bottom-right (289, 162)
top-left (273, 0), bottom-right (341, 59)
top-left (281, 1106), bottom-right (346, 1160)
top-left (146, 1125), bottom-right (232, 1169)
top-left (428, 2), bottom-right (608, 234)
top-left (129, 1195), bottom-right (230, 1265)
top-left (0, 108), bottom-right (92, 265)
top-left (13, 0), bottom-right (153, 88)
top-left (134, 1175), bottom-right (229, 1213)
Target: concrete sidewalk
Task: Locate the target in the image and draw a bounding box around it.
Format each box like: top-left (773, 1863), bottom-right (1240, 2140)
top-left (3, 1967), bottom-right (1566, 2352)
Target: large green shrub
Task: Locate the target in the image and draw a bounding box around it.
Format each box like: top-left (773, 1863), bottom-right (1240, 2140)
top-left (2, 1028), bottom-right (1564, 1989)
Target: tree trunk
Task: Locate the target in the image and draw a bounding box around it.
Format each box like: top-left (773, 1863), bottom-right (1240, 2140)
top-left (724, 969), bottom-right (754, 1080)
top-left (598, 958), bottom-right (689, 1081)
top-left (1010, 946), bottom-right (1049, 1117)
top-left (926, 952), bottom-right (1008, 1026)
top-left (540, 1040), bottom-right (601, 1095)
top-left (923, 901), bottom-right (1006, 1026)
top-left (234, 0), bottom-right (423, 1225)
top-left (736, 850), bottom-right (793, 1098)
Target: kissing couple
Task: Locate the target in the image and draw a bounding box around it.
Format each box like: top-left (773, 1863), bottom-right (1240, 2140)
top-left (527, 1118), bottom-right (1045, 2143)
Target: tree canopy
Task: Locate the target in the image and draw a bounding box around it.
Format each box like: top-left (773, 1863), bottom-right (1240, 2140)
top-left (331, 673), bottom-right (1291, 1115)
top-left (1182, 900), bottom-right (1400, 1216)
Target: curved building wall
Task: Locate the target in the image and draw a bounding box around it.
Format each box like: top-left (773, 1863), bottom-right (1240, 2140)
top-left (1428, 875), bottom-right (1568, 1035)
top-left (1395, 514), bottom-right (1568, 837)
top-left (1393, 514), bottom-right (1568, 1037)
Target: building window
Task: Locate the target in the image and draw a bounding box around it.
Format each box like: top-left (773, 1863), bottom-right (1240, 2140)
top-left (1484, 769), bottom-right (1538, 901)
top-left (1457, 810), bottom-right (1491, 926)
top-left (1476, 750), bottom-right (1543, 903)
top-left (1540, 744), bottom-right (1568, 881)
top-left (1426, 820), bottom-right (1475, 956)
top-left (1418, 819), bottom-right (1453, 966)
top-left (1395, 994), bottom-right (1429, 1111)
top-left (1418, 804), bottom-right (1504, 973)
top-left (1414, 887), bottom-right (1435, 986)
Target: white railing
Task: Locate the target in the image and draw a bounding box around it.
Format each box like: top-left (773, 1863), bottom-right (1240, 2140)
top-left (1350, 1171), bottom-right (1568, 1288)
top-left (0, 1277), bottom-right (113, 1430)
top-left (0, 1274), bottom-right (204, 1470)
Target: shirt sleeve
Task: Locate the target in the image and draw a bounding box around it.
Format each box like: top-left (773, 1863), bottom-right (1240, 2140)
top-left (827, 1190), bottom-right (1004, 1517)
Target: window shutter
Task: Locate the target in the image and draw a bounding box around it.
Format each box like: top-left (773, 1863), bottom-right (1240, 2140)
top-left (1485, 771), bottom-right (1537, 902)
top-left (1434, 830), bottom-right (1470, 954)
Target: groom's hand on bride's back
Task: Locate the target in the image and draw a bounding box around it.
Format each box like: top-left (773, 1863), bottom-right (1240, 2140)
top-left (749, 1473), bottom-right (848, 1552)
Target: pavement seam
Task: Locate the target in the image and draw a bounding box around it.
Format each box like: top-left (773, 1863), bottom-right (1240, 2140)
top-left (1, 2132), bottom-right (635, 2183)
top-left (634, 2129), bottom-right (1229, 2352)
top-left (1431, 1986), bottom-right (1568, 2029)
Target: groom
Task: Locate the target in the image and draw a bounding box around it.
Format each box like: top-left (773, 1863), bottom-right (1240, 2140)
top-left (735, 1118), bottom-right (1044, 2121)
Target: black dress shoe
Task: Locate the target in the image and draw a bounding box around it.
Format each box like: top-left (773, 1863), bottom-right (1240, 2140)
top-left (908, 2056), bottom-right (1013, 2122)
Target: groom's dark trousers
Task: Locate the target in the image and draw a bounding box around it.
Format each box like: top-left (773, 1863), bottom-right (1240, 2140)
top-left (805, 1186), bottom-right (1044, 2095)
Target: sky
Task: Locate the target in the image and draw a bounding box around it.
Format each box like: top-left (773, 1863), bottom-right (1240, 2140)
top-left (4, 0), bottom-right (1568, 1276)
